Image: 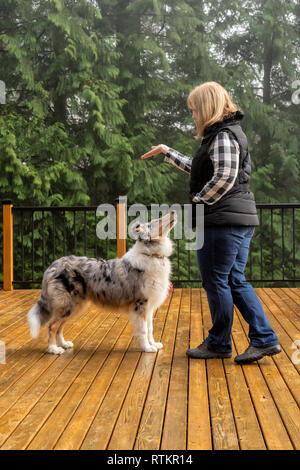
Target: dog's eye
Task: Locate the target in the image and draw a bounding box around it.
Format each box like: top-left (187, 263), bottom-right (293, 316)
top-left (136, 224), bottom-right (140, 229)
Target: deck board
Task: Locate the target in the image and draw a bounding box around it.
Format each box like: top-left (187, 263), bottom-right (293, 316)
top-left (0, 288), bottom-right (299, 450)
top-left (187, 289), bottom-right (212, 450)
top-left (160, 289), bottom-right (190, 450)
top-left (201, 289), bottom-right (240, 450)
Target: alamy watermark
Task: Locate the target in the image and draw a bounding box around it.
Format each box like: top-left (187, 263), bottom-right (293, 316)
top-left (0, 340), bottom-right (6, 364)
top-left (291, 80), bottom-right (300, 105)
top-left (96, 197), bottom-right (204, 250)
top-left (0, 80), bottom-right (6, 104)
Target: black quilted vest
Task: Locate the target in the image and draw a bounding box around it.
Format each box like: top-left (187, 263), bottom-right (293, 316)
top-left (189, 111), bottom-right (259, 227)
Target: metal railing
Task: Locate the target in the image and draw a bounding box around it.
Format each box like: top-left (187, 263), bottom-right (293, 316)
top-left (1, 201), bottom-right (300, 289)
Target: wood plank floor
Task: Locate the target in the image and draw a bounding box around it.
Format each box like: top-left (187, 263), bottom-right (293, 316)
top-left (0, 288), bottom-right (299, 450)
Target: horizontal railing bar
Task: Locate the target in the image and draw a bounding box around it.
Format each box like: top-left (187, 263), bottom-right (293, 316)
top-left (9, 278), bottom-right (300, 285)
top-left (12, 206), bottom-right (99, 212)
top-left (144, 203), bottom-right (300, 210)
top-left (255, 203), bottom-right (300, 208)
top-left (11, 281), bottom-right (43, 285)
top-left (10, 203), bottom-right (300, 212)
top-left (172, 279), bottom-right (300, 283)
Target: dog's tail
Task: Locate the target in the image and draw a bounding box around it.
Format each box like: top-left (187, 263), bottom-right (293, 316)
top-left (27, 301), bottom-right (50, 338)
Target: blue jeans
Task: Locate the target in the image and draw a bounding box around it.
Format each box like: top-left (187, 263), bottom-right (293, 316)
top-left (197, 225), bottom-right (279, 353)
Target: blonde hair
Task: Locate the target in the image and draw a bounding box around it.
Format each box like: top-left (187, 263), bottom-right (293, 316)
top-left (187, 81), bottom-right (240, 139)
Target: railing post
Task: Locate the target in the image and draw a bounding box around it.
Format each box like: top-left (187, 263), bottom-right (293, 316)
top-left (2, 200), bottom-right (13, 291)
top-left (115, 196), bottom-right (127, 258)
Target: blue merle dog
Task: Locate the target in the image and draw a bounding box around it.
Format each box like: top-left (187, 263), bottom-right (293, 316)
top-left (27, 211), bottom-right (176, 354)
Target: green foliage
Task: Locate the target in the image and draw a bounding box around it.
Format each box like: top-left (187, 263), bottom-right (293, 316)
top-left (0, 0), bottom-right (130, 204)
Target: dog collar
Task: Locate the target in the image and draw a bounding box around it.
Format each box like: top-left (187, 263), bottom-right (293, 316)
top-left (141, 252), bottom-right (166, 259)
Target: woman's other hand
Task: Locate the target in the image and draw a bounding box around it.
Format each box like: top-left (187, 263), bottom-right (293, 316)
top-left (140, 144), bottom-right (170, 159)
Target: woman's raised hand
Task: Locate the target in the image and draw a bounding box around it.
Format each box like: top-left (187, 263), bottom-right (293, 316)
top-left (140, 144), bottom-right (170, 159)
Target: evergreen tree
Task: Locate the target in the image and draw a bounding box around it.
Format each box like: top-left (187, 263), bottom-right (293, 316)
top-left (150, 0), bottom-right (224, 205)
top-left (205, 0), bottom-right (300, 203)
top-left (94, 0), bottom-right (181, 205)
top-left (0, 0), bottom-right (129, 205)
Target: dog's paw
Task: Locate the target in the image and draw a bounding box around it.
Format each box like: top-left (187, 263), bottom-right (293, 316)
top-left (143, 344), bottom-right (158, 353)
top-left (152, 342), bottom-right (163, 350)
top-left (47, 345), bottom-right (65, 355)
top-left (61, 340), bottom-right (74, 349)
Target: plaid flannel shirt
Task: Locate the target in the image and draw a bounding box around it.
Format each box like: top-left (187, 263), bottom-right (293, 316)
top-left (164, 131), bottom-right (240, 205)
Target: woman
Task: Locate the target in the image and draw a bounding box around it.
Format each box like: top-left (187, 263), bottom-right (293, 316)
top-left (140, 81), bottom-right (281, 364)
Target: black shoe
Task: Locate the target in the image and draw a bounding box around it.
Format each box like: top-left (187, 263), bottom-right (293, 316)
top-left (234, 344), bottom-right (281, 364)
top-left (186, 342), bottom-right (232, 359)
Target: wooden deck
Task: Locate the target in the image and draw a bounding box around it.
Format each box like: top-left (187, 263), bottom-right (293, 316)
top-left (0, 288), bottom-right (299, 450)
